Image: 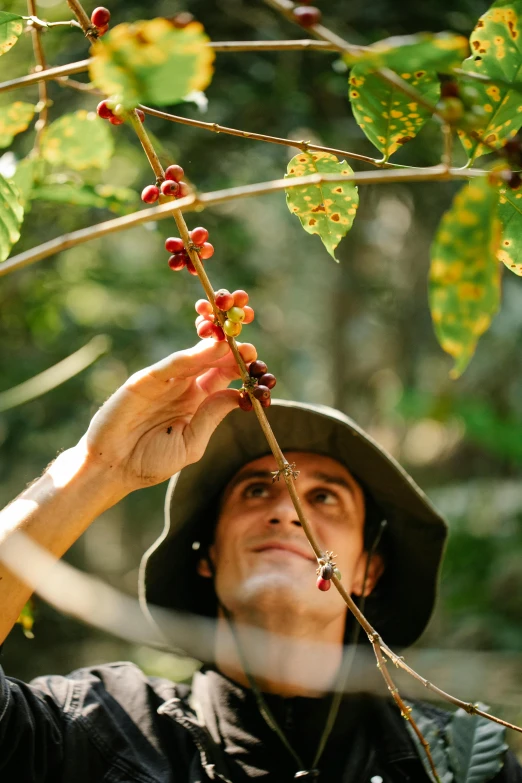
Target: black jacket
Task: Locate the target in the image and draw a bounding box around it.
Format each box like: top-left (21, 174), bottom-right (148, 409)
top-left (1, 660), bottom-right (521, 782)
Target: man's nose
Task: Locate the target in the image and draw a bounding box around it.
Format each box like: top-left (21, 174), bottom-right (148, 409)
top-left (267, 497), bottom-right (302, 527)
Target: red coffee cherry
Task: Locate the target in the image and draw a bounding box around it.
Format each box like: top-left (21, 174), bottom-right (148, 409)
top-left (91, 7), bottom-right (110, 26)
top-left (254, 385), bottom-right (270, 401)
top-left (238, 391), bottom-right (253, 411)
top-left (211, 324), bottom-right (226, 341)
top-left (136, 109), bottom-right (145, 123)
top-left (190, 227), bottom-right (209, 246)
top-left (317, 576), bottom-right (331, 592)
top-left (141, 185), bottom-right (159, 203)
top-left (161, 180), bottom-right (180, 197)
top-left (178, 181), bottom-right (191, 197)
top-left (249, 360), bottom-right (268, 378)
top-left (259, 372), bottom-right (276, 389)
top-left (165, 164), bottom-right (185, 182)
top-left (168, 253), bottom-right (187, 271)
top-left (195, 299), bottom-right (213, 317)
top-left (242, 305), bottom-right (255, 324)
top-left (186, 259), bottom-right (199, 275)
top-left (320, 563), bottom-right (333, 580)
top-left (215, 290), bottom-right (234, 311)
top-left (195, 315), bottom-right (207, 328)
top-left (109, 115), bottom-right (124, 125)
top-left (232, 290), bottom-right (249, 307)
top-left (199, 242), bottom-right (214, 260)
top-left (97, 23), bottom-right (109, 36)
top-left (165, 236), bottom-right (184, 254)
top-left (293, 6), bottom-right (321, 27)
top-left (97, 100), bottom-right (114, 120)
top-left (260, 396), bottom-right (271, 408)
top-left (197, 320), bottom-right (215, 339)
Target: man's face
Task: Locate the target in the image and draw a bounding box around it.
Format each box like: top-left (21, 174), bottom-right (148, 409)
top-left (200, 451), bottom-right (382, 631)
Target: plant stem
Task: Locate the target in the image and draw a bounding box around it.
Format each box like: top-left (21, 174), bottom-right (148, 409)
top-left (66, 0), bottom-right (97, 42)
top-left (0, 59), bottom-right (91, 95)
top-left (24, 15), bottom-right (82, 30)
top-left (27, 0), bottom-right (49, 153)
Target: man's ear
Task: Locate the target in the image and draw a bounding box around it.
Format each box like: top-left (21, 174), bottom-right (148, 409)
top-left (351, 551), bottom-right (385, 597)
top-left (197, 545), bottom-right (214, 579)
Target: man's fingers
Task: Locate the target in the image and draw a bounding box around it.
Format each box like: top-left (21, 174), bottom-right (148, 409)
top-left (145, 339), bottom-right (232, 383)
top-left (183, 389), bottom-right (240, 464)
top-left (194, 342), bottom-right (258, 396)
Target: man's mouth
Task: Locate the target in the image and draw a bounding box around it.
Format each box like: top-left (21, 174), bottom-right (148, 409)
top-left (252, 541), bottom-right (315, 561)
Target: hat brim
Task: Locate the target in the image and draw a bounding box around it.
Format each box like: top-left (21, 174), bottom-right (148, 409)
top-left (139, 400), bottom-right (448, 654)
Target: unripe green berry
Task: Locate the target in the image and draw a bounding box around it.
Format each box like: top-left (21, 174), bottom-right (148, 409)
top-left (223, 319), bottom-right (242, 337)
top-left (227, 306), bottom-right (245, 323)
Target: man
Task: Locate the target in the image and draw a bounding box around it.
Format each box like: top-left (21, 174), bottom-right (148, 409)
top-left (0, 339), bottom-right (520, 782)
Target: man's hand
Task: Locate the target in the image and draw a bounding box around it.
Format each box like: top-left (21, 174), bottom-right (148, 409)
top-left (79, 339), bottom-right (257, 494)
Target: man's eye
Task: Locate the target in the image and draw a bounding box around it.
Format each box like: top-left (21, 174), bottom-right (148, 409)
top-left (244, 483), bottom-right (270, 499)
top-left (312, 490), bottom-right (338, 505)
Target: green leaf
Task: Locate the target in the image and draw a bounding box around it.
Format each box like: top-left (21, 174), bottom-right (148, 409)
top-left (406, 703), bottom-right (454, 783)
top-left (458, 1), bottom-right (522, 161)
top-left (349, 65), bottom-right (440, 160)
top-left (429, 178), bottom-right (501, 378)
top-left (285, 151), bottom-right (358, 261)
top-left (89, 18), bottom-right (215, 108)
top-left (497, 183), bottom-right (522, 274)
top-left (32, 182), bottom-right (140, 214)
top-left (0, 12), bottom-right (23, 57)
top-left (41, 111), bottom-right (114, 171)
top-left (0, 102), bottom-right (35, 148)
top-left (0, 171), bottom-right (23, 262)
top-left (11, 156), bottom-right (45, 208)
top-left (445, 703), bottom-right (508, 783)
top-left (345, 32), bottom-right (469, 73)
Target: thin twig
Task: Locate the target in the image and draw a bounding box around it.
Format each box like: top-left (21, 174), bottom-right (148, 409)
top-left (441, 124), bottom-right (453, 169)
top-left (27, 0), bottom-right (49, 152)
top-left (24, 15), bottom-right (81, 30)
top-left (0, 59), bottom-right (91, 95)
top-left (66, 0), bottom-right (98, 42)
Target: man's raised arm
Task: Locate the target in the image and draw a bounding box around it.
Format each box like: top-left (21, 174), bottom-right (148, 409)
top-left (0, 339), bottom-right (255, 645)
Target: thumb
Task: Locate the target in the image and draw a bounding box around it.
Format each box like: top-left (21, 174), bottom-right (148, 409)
top-left (183, 388), bottom-right (240, 464)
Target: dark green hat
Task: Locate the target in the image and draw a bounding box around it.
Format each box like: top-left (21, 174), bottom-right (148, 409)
top-left (139, 400), bottom-right (448, 655)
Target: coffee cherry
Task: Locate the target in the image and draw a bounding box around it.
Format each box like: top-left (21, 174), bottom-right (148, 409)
top-left (242, 305), bottom-right (255, 324)
top-left (165, 236), bottom-right (184, 254)
top-left (227, 306), bottom-right (245, 323)
top-left (215, 290), bottom-right (234, 311)
top-left (317, 576), bottom-right (331, 592)
top-left (97, 100), bottom-right (114, 119)
top-left (172, 11), bottom-right (194, 28)
top-left (224, 319), bottom-right (242, 337)
top-left (161, 180), bottom-right (180, 197)
top-left (97, 23), bottom-right (109, 36)
top-left (186, 259), bottom-right (198, 276)
top-left (232, 289), bottom-right (249, 307)
top-left (91, 6), bottom-right (110, 27)
top-left (179, 181), bottom-right (191, 197)
top-left (195, 315), bottom-right (207, 328)
top-left (190, 227), bottom-right (209, 246)
top-left (320, 563), bottom-right (333, 580)
top-left (197, 320), bottom-right (215, 339)
top-left (436, 96), bottom-right (465, 123)
top-left (136, 109), bottom-right (145, 123)
top-left (141, 185), bottom-right (159, 203)
top-left (113, 103), bottom-right (126, 117)
top-left (254, 385), bottom-right (270, 401)
top-left (211, 324), bottom-right (226, 341)
top-left (504, 138), bottom-right (522, 160)
top-left (259, 372), bottom-right (276, 389)
top-left (165, 164), bottom-right (185, 182)
top-left (249, 360), bottom-right (267, 378)
top-left (195, 299), bottom-right (213, 317)
top-left (293, 6), bottom-right (321, 27)
top-left (238, 391), bottom-right (253, 411)
top-left (333, 567), bottom-right (342, 580)
top-left (109, 115), bottom-right (124, 125)
top-left (199, 242), bottom-right (214, 260)
top-left (440, 80), bottom-right (459, 99)
top-left (168, 253), bottom-right (187, 271)
top-left (509, 171), bottom-right (522, 190)
top-left (260, 396), bottom-right (271, 408)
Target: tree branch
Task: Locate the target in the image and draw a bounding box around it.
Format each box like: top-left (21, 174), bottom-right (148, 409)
top-left (26, 0), bottom-right (49, 152)
top-left (0, 59), bottom-right (91, 95)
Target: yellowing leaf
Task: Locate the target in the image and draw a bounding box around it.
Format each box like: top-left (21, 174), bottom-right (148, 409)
top-left (285, 152), bottom-right (358, 261)
top-left (349, 65), bottom-right (440, 160)
top-left (458, 1), bottom-right (522, 161)
top-left (41, 111), bottom-right (114, 171)
top-left (0, 12), bottom-right (23, 57)
top-left (0, 102), bottom-right (35, 148)
top-left (345, 32), bottom-right (469, 73)
top-left (429, 178), bottom-right (501, 378)
top-left (497, 184), bottom-right (522, 274)
top-left (89, 18), bottom-right (215, 108)
top-left (0, 172), bottom-right (23, 262)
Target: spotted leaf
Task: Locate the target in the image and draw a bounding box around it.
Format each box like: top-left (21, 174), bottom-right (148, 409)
top-left (0, 172), bottom-right (23, 262)
top-left (89, 19), bottom-right (214, 109)
top-left (497, 184), bottom-right (522, 274)
top-left (349, 65), bottom-right (440, 160)
top-left (458, 1), bottom-right (522, 161)
top-left (429, 178), bottom-right (501, 378)
top-left (345, 32), bottom-right (469, 74)
top-left (285, 152), bottom-right (358, 261)
top-left (41, 111), bottom-right (114, 171)
top-left (0, 102), bottom-right (35, 148)
top-left (0, 12), bottom-right (23, 57)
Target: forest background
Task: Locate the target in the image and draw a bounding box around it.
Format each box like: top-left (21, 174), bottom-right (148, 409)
top-left (1, 0), bottom-right (522, 759)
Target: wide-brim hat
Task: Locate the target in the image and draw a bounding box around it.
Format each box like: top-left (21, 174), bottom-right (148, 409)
top-left (139, 400), bottom-right (448, 656)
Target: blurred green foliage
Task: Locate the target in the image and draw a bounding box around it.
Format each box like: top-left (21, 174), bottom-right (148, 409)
top-left (1, 0), bottom-right (522, 753)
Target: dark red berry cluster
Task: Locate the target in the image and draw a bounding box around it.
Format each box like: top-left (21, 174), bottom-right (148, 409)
top-left (292, 3), bottom-right (322, 27)
top-left (166, 226), bottom-right (214, 275)
top-left (91, 6), bottom-right (111, 36)
top-left (96, 99), bottom-right (144, 126)
top-left (316, 562), bottom-right (341, 591)
top-left (142, 164), bottom-right (190, 205)
top-left (238, 360), bottom-right (277, 412)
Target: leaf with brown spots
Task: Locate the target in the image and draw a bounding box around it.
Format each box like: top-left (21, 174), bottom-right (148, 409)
top-left (285, 152), bottom-right (358, 261)
top-left (0, 102), bottom-right (35, 149)
top-left (41, 111), bottom-right (114, 171)
top-left (0, 172), bottom-right (23, 263)
top-left (497, 184), bottom-right (522, 275)
top-left (458, 1), bottom-right (522, 161)
top-left (349, 65), bottom-right (440, 161)
top-left (0, 12), bottom-right (23, 57)
top-left (343, 31), bottom-right (469, 73)
top-left (429, 178), bottom-right (501, 378)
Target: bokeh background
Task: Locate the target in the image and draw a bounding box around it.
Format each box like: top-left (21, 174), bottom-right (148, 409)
top-left (2, 0), bottom-right (522, 758)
